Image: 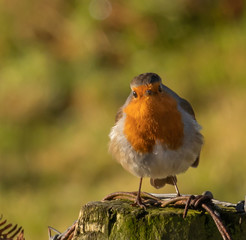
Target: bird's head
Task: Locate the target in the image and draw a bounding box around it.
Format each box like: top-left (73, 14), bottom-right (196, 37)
top-left (123, 72), bottom-right (184, 152)
top-left (130, 73), bottom-right (163, 100)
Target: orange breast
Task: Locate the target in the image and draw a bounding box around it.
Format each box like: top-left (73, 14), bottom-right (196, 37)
top-left (123, 88), bottom-right (184, 153)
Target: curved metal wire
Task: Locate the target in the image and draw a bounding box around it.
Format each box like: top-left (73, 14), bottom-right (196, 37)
top-left (103, 191), bottom-right (232, 240)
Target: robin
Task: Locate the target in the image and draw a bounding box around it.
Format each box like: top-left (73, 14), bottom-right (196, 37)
top-left (109, 73), bottom-right (203, 207)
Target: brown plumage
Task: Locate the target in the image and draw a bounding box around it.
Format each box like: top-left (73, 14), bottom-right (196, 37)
top-left (109, 73), bottom-right (203, 207)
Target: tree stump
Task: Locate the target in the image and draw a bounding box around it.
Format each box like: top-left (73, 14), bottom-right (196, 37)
top-left (72, 199), bottom-right (246, 240)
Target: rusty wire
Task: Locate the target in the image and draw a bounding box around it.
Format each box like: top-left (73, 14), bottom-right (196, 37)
top-left (103, 191), bottom-right (232, 240)
top-left (48, 221), bottom-right (77, 240)
top-left (48, 191), bottom-right (234, 240)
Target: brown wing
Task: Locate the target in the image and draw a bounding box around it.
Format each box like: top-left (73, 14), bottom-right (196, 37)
top-left (114, 93), bottom-right (133, 123)
top-left (191, 155), bottom-right (200, 168)
top-left (162, 85), bottom-right (201, 168)
top-left (115, 107), bottom-right (123, 123)
top-left (179, 97), bottom-right (201, 168)
top-left (179, 97), bottom-right (196, 119)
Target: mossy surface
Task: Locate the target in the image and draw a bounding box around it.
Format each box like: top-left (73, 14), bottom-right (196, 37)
top-left (72, 200), bottom-right (246, 240)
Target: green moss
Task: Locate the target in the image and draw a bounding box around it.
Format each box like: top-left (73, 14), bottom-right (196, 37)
top-left (72, 200), bottom-right (246, 240)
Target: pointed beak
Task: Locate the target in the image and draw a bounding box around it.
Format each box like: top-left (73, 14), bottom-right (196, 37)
top-left (145, 89), bottom-right (153, 96)
top-left (145, 89), bottom-right (155, 96)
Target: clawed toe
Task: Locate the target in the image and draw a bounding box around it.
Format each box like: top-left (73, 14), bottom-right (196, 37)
top-left (133, 196), bottom-right (147, 209)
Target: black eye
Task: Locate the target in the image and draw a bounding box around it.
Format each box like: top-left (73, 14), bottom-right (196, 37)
top-left (132, 91), bottom-right (138, 98)
top-left (158, 85), bottom-right (162, 92)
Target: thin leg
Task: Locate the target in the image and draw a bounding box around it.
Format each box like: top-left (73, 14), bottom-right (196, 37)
top-left (134, 177), bottom-right (146, 208)
top-left (172, 176), bottom-right (181, 196)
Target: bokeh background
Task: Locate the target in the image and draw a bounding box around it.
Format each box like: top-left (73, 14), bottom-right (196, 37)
top-left (0, 0), bottom-right (246, 239)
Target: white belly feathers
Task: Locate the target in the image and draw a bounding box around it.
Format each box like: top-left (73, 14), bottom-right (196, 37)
top-left (109, 106), bottom-right (203, 179)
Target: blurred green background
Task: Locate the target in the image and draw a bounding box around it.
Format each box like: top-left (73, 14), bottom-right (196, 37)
top-left (0, 0), bottom-right (246, 239)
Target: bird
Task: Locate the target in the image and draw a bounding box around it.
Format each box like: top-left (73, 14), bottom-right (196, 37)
top-left (109, 73), bottom-right (203, 207)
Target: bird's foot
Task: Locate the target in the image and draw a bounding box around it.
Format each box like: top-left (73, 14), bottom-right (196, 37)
top-left (103, 191), bottom-right (161, 208)
top-left (132, 195), bottom-right (147, 210)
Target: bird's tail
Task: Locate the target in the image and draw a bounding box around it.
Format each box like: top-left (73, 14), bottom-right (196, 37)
top-left (150, 175), bottom-right (177, 189)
